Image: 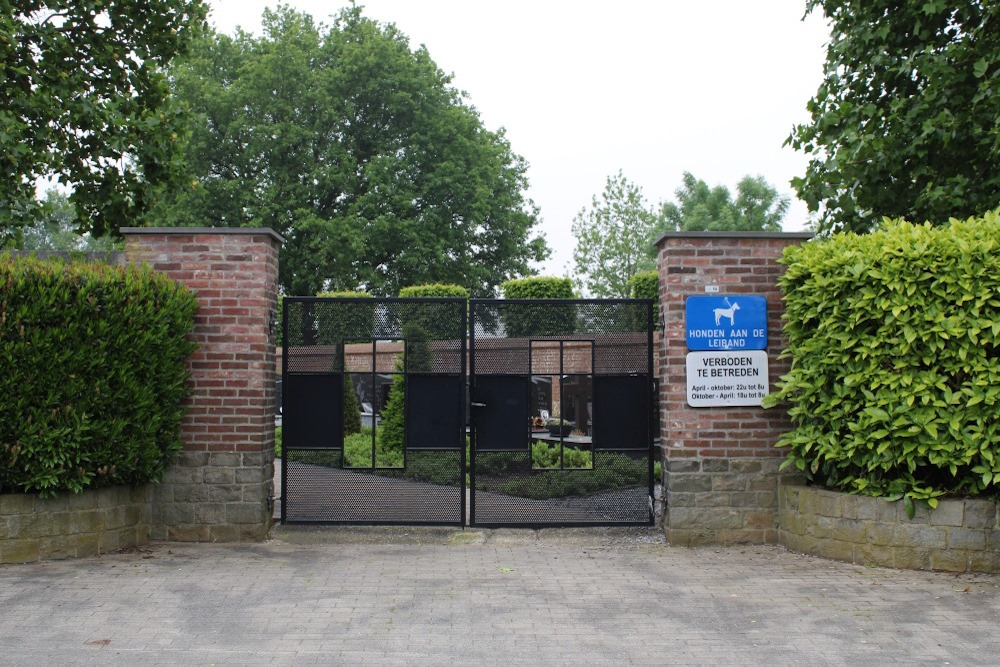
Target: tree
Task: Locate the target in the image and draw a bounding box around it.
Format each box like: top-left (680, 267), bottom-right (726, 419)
top-left (571, 171), bottom-right (659, 298)
top-left (787, 1), bottom-right (1000, 234)
top-left (149, 6), bottom-right (548, 295)
top-left (660, 172), bottom-right (789, 233)
top-left (0, 0), bottom-right (208, 247)
top-left (19, 190), bottom-right (119, 252)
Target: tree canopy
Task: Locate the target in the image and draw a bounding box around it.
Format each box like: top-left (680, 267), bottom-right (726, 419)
top-left (788, 0), bottom-right (1000, 234)
top-left (660, 172), bottom-right (789, 233)
top-left (19, 189), bottom-right (118, 252)
top-left (571, 170), bottom-right (790, 297)
top-left (0, 0), bottom-right (208, 246)
top-left (150, 6), bottom-right (548, 295)
top-left (571, 171), bottom-right (658, 298)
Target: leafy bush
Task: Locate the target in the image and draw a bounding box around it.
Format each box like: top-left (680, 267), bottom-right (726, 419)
top-left (629, 269), bottom-right (659, 327)
top-left (628, 270), bottom-right (658, 300)
top-left (473, 450), bottom-right (652, 500)
top-left (531, 441), bottom-right (592, 469)
top-left (398, 284), bottom-right (468, 348)
top-left (313, 291), bottom-right (373, 347)
top-left (500, 276), bottom-right (576, 336)
top-left (374, 372), bottom-right (406, 467)
top-left (500, 276), bottom-right (574, 300)
top-left (398, 284), bottom-right (469, 299)
top-left (0, 257), bottom-right (198, 496)
top-left (764, 211), bottom-right (1000, 507)
top-left (343, 427), bottom-right (401, 468)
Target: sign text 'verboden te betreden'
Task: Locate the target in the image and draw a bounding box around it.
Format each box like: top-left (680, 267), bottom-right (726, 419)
top-left (684, 295), bottom-right (769, 408)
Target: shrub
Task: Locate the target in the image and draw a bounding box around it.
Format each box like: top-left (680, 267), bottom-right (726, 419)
top-left (375, 372), bottom-right (406, 464)
top-left (500, 276), bottom-right (574, 300)
top-left (0, 257), bottom-right (198, 496)
top-left (312, 291), bottom-right (373, 347)
top-left (398, 284), bottom-right (468, 348)
top-left (763, 211), bottom-right (1000, 508)
top-left (629, 270), bottom-right (659, 327)
top-left (398, 284), bottom-right (469, 299)
top-left (500, 276), bottom-right (576, 336)
top-left (342, 374), bottom-right (361, 436)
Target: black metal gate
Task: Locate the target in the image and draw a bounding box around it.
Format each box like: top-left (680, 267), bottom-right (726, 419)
top-left (468, 299), bottom-right (654, 527)
top-left (280, 296), bottom-right (654, 527)
top-left (281, 297), bottom-right (466, 524)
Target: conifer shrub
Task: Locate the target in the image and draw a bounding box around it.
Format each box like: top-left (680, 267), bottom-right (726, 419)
top-left (376, 284), bottom-right (469, 459)
top-left (764, 211), bottom-right (1000, 509)
top-left (0, 257), bottom-right (198, 496)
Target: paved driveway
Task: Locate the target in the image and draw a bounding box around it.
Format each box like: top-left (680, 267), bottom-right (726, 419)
top-left (1, 526), bottom-right (998, 665)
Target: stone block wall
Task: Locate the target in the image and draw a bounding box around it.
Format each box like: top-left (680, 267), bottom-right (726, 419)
top-left (0, 486), bottom-right (151, 564)
top-left (780, 482), bottom-right (1000, 573)
top-left (656, 231), bottom-right (811, 545)
top-left (122, 228), bottom-right (282, 541)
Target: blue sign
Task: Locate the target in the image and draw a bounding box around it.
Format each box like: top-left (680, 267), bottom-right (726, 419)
top-left (686, 295), bottom-right (767, 351)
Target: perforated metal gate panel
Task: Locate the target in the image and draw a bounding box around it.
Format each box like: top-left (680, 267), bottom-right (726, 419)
top-left (281, 297), bottom-right (654, 527)
top-left (469, 299), bottom-right (654, 527)
top-left (281, 298), bottom-right (466, 525)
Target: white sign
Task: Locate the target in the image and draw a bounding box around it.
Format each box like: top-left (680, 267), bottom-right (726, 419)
top-left (686, 351), bottom-right (769, 408)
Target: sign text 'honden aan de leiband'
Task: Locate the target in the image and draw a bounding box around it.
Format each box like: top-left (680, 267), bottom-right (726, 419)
top-left (685, 295), bottom-right (767, 351)
top-left (686, 351), bottom-right (769, 408)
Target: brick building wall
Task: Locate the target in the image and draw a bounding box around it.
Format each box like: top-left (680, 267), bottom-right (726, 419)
top-left (656, 231), bottom-right (811, 545)
top-left (122, 227), bottom-right (282, 541)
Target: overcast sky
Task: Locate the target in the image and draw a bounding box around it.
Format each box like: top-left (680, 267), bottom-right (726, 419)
top-left (205, 1), bottom-right (831, 275)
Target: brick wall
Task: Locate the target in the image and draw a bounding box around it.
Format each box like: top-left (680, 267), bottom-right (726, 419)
top-left (123, 227), bottom-right (282, 541)
top-left (656, 231), bottom-right (811, 545)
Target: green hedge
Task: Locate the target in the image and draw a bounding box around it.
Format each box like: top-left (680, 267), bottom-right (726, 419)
top-left (764, 211), bottom-right (1000, 508)
top-left (629, 270), bottom-right (659, 327)
top-left (0, 257), bottom-right (198, 496)
top-left (313, 291), bottom-right (372, 347)
top-left (500, 276), bottom-right (574, 300)
top-left (398, 284), bottom-right (469, 299)
top-left (500, 276), bottom-right (576, 336)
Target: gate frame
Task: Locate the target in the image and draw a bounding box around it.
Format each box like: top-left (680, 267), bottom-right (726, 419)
top-left (467, 298), bottom-right (656, 528)
top-left (280, 296), bottom-right (467, 526)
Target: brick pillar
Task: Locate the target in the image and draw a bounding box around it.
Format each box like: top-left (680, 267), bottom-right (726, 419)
top-left (656, 232), bottom-right (811, 545)
top-left (122, 227), bottom-right (282, 541)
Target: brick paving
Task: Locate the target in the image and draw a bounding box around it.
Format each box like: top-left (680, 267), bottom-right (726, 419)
top-left (1, 526), bottom-right (998, 665)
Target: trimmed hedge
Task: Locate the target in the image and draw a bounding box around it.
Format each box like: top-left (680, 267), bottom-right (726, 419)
top-left (629, 270), bottom-right (659, 327)
top-left (500, 276), bottom-right (574, 300)
top-left (764, 211), bottom-right (1000, 508)
top-left (313, 291), bottom-right (372, 347)
top-left (500, 276), bottom-right (576, 336)
top-left (398, 284), bottom-right (469, 299)
top-left (0, 257), bottom-right (198, 497)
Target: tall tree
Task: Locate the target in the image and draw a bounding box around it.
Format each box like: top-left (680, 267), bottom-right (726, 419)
top-left (788, 1), bottom-right (1000, 233)
top-left (19, 189), bottom-right (118, 252)
top-left (660, 172), bottom-right (790, 233)
top-left (571, 171), bottom-right (659, 298)
top-left (0, 0), bottom-right (208, 246)
top-left (150, 6), bottom-right (548, 295)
